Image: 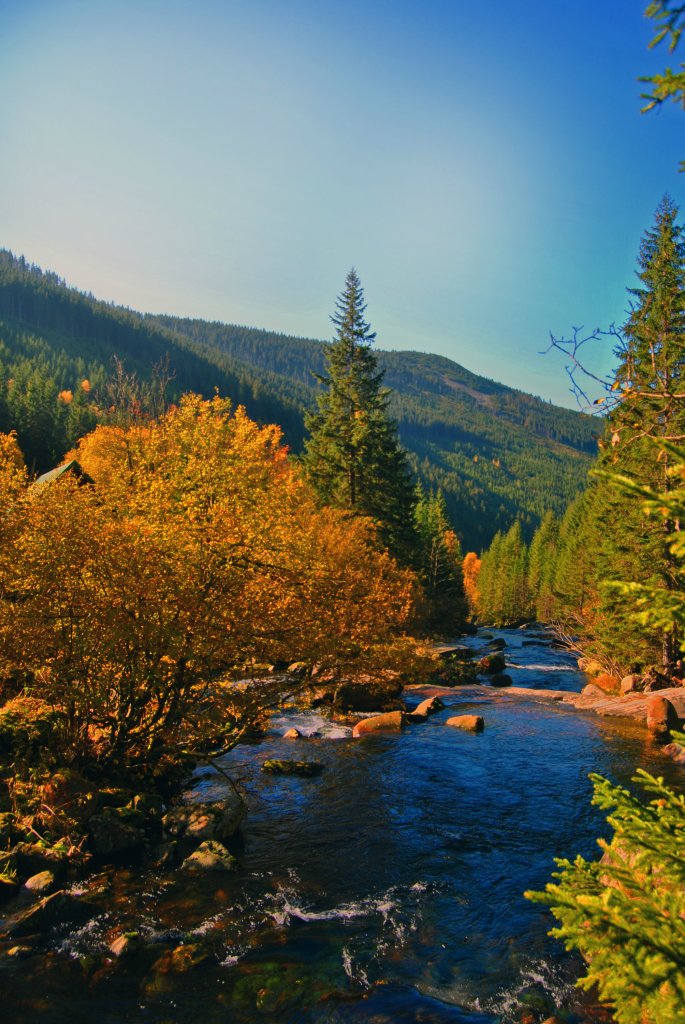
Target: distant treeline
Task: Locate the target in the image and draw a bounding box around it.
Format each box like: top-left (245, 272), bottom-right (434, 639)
top-left (0, 249), bottom-right (596, 549)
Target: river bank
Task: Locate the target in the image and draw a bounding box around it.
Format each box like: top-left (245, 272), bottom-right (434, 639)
top-left (1, 626), bottom-right (684, 1024)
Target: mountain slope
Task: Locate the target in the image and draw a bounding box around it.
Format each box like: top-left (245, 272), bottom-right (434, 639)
top-left (0, 251), bottom-right (597, 549)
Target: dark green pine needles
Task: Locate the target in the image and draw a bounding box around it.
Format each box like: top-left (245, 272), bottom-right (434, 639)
top-left (302, 269), bottom-right (416, 561)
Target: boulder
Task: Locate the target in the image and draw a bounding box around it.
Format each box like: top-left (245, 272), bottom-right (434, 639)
top-left (109, 932), bottom-right (143, 957)
top-left (283, 728), bottom-right (302, 739)
top-left (663, 741), bottom-right (685, 765)
top-left (620, 673), bottom-right (643, 695)
top-left (24, 870), bottom-right (56, 896)
top-left (489, 673), bottom-right (513, 687)
top-left (646, 695), bottom-right (680, 739)
top-left (445, 715), bottom-right (484, 733)
top-left (163, 793), bottom-right (245, 843)
top-left (352, 711), bottom-right (405, 737)
top-left (487, 638), bottom-right (507, 651)
top-left (286, 662), bottom-right (309, 677)
top-left (261, 759), bottom-right (324, 776)
top-left (0, 696), bottom-right (63, 761)
top-left (6, 890), bottom-right (96, 938)
top-left (411, 696), bottom-right (444, 719)
top-left (10, 841), bottom-right (69, 879)
top-left (333, 672), bottom-right (402, 711)
top-left (477, 653), bottom-right (506, 675)
top-left (181, 840), bottom-right (237, 872)
top-left (434, 644), bottom-right (473, 660)
top-left (88, 809), bottom-right (147, 859)
top-left (39, 769), bottom-right (101, 824)
top-left (581, 683), bottom-right (609, 700)
top-left (130, 793), bottom-right (166, 819)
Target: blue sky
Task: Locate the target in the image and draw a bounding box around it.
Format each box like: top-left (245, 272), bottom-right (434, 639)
top-left (1, 0), bottom-right (683, 406)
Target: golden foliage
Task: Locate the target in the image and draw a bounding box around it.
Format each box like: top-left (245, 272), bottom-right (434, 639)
top-left (0, 396), bottom-right (417, 767)
top-left (462, 551), bottom-right (481, 613)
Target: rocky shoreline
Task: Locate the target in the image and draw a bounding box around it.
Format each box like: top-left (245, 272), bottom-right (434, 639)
top-left (2, 625), bottom-right (684, 981)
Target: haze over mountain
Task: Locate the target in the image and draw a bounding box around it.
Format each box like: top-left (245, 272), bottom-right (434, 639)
top-left (0, 250), bottom-right (597, 550)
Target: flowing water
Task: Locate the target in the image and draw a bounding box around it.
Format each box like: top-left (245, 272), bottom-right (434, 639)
top-left (2, 628), bottom-right (684, 1023)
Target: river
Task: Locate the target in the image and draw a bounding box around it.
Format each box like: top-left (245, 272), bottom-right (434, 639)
top-left (3, 627), bottom-right (684, 1023)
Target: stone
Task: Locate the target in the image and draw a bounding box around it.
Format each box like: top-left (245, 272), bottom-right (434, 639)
top-left (445, 715), bottom-right (484, 732)
top-left (6, 890), bottom-right (96, 938)
top-left (620, 673), bottom-right (643, 695)
top-left (663, 741), bottom-right (685, 765)
top-left (261, 759), bottom-right (323, 776)
top-left (581, 683), bottom-right (609, 700)
top-left (10, 841), bottom-right (69, 879)
top-left (352, 711), bottom-right (405, 737)
top-left (283, 728), bottom-right (302, 739)
top-left (412, 696), bottom-right (444, 718)
top-left (287, 662), bottom-right (309, 676)
top-left (151, 841), bottom-right (178, 869)
top-left (24, 870), bottom-right (56, 895)
top-left (477, 653), bottom-right (506, 675)
top-left (434, 644), bottom-right (472, 660)
top-left (163, 792), bottom-right (245, 843)
top-left (181, 840), bottom-right (238, 872)
top-left (0, 696), bottom-right (63, 761)
top-left (489, 673), bottom-right (513, 687)
top-left (487, 638), bottom-right (507, 650)
top-left (39, 769), bottom-right (101, 823)
top-left (646, 695), bottom-right (680, 739)
top-left (109, 932), bottom-right (142, 957)
top-left (131, 793), bottom-right (166, 819)
top-left (88, 809), bottom-right (146, 859)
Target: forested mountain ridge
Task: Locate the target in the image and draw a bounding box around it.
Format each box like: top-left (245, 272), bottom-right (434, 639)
top-left (0, 250), bottom-right (597, 549)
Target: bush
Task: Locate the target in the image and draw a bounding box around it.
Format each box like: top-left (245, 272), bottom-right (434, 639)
top-left (526, 767), bottom-right (685, 1024)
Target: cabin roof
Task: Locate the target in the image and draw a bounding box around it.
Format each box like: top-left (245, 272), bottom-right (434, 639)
top-left (32, 460), bottom-right (94, 487)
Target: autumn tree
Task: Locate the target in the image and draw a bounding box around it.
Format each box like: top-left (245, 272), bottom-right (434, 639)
top-left (462, 551), bottom-right (481, 617)
top-left (0, 397), bottom-right (417, 771)
top-left (302, 269), bottom-right (416, 560)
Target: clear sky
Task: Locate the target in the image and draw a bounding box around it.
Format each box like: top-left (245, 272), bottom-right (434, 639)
top-left (1, 0), bottom-right (683, 407)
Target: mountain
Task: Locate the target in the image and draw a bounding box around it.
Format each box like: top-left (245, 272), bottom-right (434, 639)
top-left (0, 250), bottom-right (597, 550)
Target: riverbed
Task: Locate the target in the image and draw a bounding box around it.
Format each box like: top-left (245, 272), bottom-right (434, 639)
top-left (2, 627), bottom-right (683, 1023)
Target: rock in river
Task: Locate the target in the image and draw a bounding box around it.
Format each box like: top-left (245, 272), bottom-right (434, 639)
top-left (408, 696), bottom-right (444, 721)
top-left (445, 715), bottom-right (484, 733)
top-left (163, 793), bottom-right (245, 843)
top-left (181, 840), bottom-right (238, 872)
top-left (489, 673), bottom-right (512, 687)
top-left (261, 759), bottom-right (324, 776)
top-left (477, 653), bottom-right (506, 675)
top-left (353, 711), bottom-right (405, 736)
top-left (646, 695), bottom-right (680, 739)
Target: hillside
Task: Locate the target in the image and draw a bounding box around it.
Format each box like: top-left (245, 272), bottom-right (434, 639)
top-left (0, 251), bottom-right (597, 550)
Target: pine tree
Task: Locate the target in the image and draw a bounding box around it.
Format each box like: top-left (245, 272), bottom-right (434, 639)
top-left (302, 269), bottom-right (416, 559)
top-left (527, 510), bottom-right (559, 621)
top-left (476, 521), bottom-right (531, 626)
top-left (585, 198), bottom-right (685, 669)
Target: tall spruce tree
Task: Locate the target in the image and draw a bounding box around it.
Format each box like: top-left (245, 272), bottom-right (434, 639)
top-left (595, 197), bottom-right (685, 668)
top-left (302, 269), bottom-right (416, 559)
